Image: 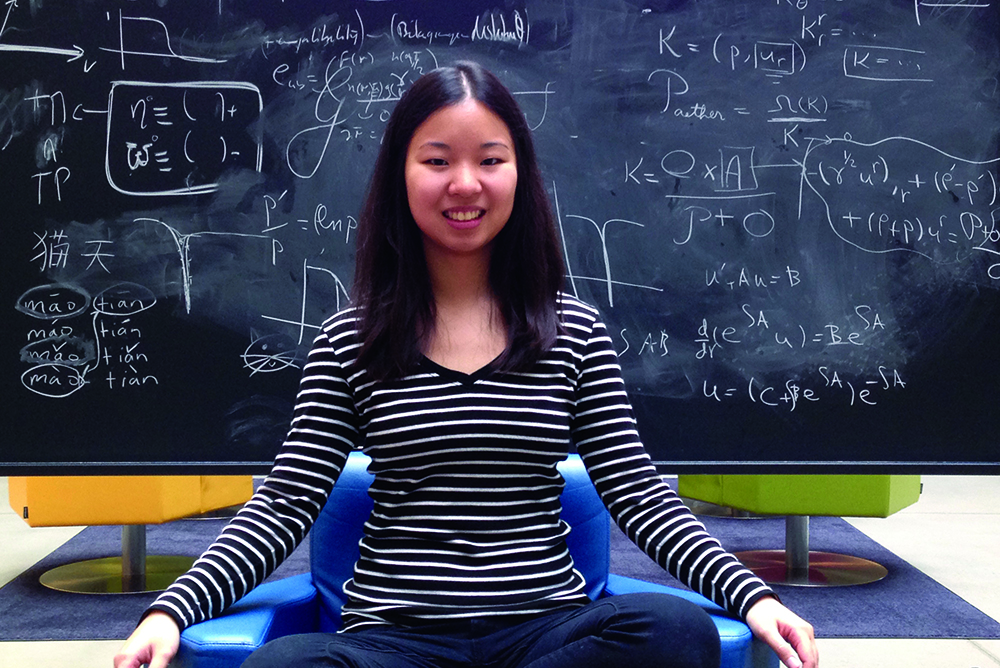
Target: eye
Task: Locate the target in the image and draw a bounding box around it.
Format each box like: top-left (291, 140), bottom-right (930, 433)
top-left (481, 157), bottom-right (504, 166)
top-left (424, 158), bottom-right (448, 166)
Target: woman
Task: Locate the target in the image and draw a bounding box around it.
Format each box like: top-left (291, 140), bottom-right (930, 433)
top-left (115, 62), bottom-right (817, 668)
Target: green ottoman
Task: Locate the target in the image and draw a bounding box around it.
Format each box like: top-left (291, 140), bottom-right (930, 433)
top-left (678, 475), bottom-right (921, 586)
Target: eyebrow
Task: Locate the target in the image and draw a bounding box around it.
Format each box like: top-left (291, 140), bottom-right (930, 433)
top-left (416, 140), bottom-right (512, 151)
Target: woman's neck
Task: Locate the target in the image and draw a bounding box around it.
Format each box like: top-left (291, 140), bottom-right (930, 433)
top-left (424, 245), bottom-right (492, 309)
top-left (422, 247), bottom-right (507, 373)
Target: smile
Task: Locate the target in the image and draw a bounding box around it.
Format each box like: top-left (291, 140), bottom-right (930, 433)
top-left (444, 209), bottom-right (485, 222)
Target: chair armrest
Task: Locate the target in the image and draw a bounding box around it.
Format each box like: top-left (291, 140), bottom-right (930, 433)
top-left (605, 573), bottom-right (728, 612)
top-left (604, 574), bottom-right (778, 668)
top-left (174, 573), bottom-right (319, 668)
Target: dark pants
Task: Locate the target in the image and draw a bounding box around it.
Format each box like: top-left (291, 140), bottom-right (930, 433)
top-left (241, 592), bottom-right (721, 668)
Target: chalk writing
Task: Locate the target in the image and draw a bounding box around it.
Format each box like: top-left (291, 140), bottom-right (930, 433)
top-left (21, 363), bottom-right (87, 398)
top-left (31, 230), bottom-right (70, 271)
top-left (3, 0), bottom-right (999, 469)
top-left (16, 284), bottom-right (90, 320)
top-left (107, 82), bottom-right (263, 196)
top-left (701, 365), bottom-right (908, 410)
top-left (262, 10), bottom-right (366, 55)
top-left (843, 45), bottom-right (932, 83)
top-left (801, 135), bottom-right (1000, 274)
top-left (706, 264), bottom-right (802, 291)
top-left (471, 10), bottom-right (530, 47)
top-left (713, 34), bottom-right (807, 78)
top-left (16, 280), bottom-right (158, 398)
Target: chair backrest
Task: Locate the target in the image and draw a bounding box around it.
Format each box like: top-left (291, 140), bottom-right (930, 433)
top-left (309, 451), bottom-right (610, 631)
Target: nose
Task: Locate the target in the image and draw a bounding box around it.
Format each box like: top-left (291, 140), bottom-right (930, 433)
top-left (448, 163), bottom-right (482, 197)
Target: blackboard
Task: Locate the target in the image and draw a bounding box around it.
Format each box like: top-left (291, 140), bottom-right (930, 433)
top-left (3, 0), bottom-right (999, 474)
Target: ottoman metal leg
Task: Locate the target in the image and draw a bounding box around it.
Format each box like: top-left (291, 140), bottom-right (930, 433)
top-left (734, 516), bottom-right (888, 587)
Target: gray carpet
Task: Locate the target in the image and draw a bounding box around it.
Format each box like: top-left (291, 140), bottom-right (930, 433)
top-left (1, 514), bottom-right (998, 641)
top-left (612, 515), bottom-right (1000, 640)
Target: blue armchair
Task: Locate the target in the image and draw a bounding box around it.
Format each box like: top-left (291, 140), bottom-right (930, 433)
top-left (175, 453), bottom-right (777, 668)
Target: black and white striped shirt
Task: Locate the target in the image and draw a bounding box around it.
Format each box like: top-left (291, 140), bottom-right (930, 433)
top-left (148, 295), bottom-right (773, 632)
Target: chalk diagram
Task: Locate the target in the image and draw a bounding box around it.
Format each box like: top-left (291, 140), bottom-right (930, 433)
top-left (100, 10), bottom-right (228, 69)
top-left (241, 331), bottom-right (302, 376)
top-left (135, 217), bottom-right (272, 315)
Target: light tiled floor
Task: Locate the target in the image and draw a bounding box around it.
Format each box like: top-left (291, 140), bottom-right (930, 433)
top-left (1, 475), bottom-right (998, 668)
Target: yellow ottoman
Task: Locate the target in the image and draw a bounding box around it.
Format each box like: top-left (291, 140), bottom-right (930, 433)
top-left (8, 475), bottom-right (252, 593)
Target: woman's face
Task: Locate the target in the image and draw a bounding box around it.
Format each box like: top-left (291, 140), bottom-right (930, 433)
top-left (404, 98), bottom-right (518, 265)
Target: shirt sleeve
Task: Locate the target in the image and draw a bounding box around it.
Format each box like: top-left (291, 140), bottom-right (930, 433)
top-left (145, 318), bottom-right (360, 630)
top-left (570, 314), bottom-right (775, 620)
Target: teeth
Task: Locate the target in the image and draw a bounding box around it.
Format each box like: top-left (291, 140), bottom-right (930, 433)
top-left (447, 210), bottom-right (483, 222)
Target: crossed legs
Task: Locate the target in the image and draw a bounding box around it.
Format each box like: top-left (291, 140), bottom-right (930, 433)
top-left (241, 593), bottom-right (721, 668)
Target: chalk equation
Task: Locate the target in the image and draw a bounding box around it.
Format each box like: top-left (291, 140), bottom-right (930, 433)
top-left (106, 82), bottom-right (263, 196)
top-left (627, 146), bottom-right (767, 195)
top-left (702, 364), bottom-right (907, 410)
top-left (280, 47), bottom-right (553, 181)
top-left (843, 45), bottom-right (932, 83)
top-left (801, 135), bottom-right (1000, 276)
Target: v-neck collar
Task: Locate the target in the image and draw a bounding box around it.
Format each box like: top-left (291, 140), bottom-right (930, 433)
top-left (421, 355), bottom-right (500, 385)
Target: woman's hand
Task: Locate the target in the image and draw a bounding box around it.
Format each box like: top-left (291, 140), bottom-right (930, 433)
top-left (113, 610), bottom-right (181, 668)
top-left (744, 596), bottom-right (818, 668)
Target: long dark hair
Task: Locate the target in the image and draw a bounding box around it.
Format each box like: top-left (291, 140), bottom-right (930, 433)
top-left (352, 62), bottom-right (565, 380)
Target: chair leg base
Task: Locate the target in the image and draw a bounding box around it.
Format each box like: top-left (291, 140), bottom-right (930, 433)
top-left (734, 549), bottom-right (888, 587)
top-left (39, 556), bottom-right (195, 594)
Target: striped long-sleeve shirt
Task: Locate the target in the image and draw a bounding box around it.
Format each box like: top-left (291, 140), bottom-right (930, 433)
top-left (147, 295), bottom-right (774, 632)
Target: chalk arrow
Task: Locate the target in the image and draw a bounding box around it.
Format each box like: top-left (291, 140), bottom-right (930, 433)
top-left (1, 0), bottom-right (17, 39)
top-left (0, 43), bottom-right (85, 61)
